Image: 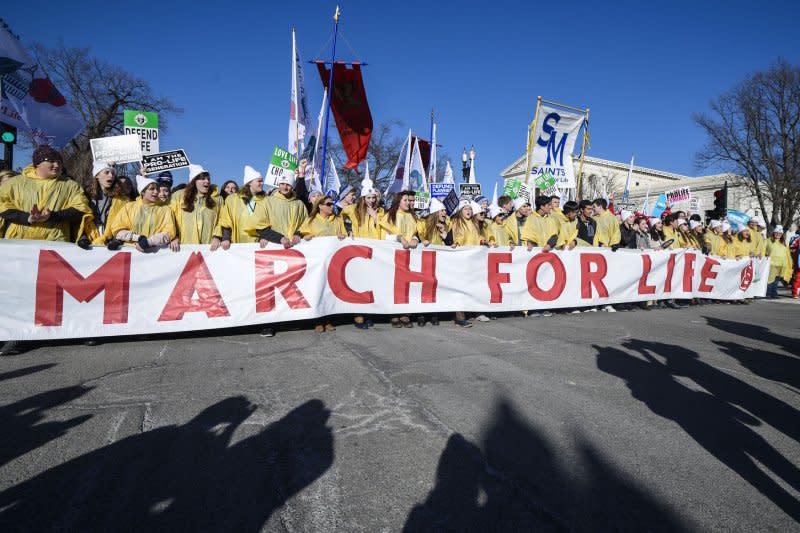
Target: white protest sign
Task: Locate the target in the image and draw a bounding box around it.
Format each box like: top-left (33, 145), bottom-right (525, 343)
top-left (90, 134), bottom-right (142, 164)
top-left (266, 146), bottom-right (298, 187)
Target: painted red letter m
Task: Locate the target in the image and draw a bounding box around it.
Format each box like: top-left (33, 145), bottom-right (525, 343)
top-left (35, 250), bottom-right (131, 326)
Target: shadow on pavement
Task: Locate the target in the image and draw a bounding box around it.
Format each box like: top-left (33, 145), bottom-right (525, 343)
top-left (405, 399), bottom-right (687, 532)
top-left (597, 340), bottom-right (800, 522)
top-left (0, 397), bottom-right (334, 532)
top-left (704, 316), bottom-right (800, 355)
top-left (713, 340), bottom-right (800, 390)
top-left (0, 363), bottom-right (57, 382)
top-left (0, 384), bottom-right (93, 468)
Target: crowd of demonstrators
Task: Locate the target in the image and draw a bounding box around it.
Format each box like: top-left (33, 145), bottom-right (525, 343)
top-left (0, 145), bottom-right (796, 356)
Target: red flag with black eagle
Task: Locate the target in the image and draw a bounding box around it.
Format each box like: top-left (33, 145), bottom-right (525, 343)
top-left (316, 61), bottom-right (373, 169)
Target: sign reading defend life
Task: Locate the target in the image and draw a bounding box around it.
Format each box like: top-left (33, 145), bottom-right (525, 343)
top-left (123, 109), bottom-right (159, 156)
top-left (266, 146), bottom-right (298, 187)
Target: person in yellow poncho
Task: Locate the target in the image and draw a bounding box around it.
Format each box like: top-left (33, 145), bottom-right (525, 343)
top-left (591, 198), bottom-right (621, 247)
top-left (661, 214), bottom-right (680, 250)
top-left (169, 164), bottom-right (221, 250)
top-left (748, 217), bottom-right (766, 258)
top-left (522, 195), bottom-right (559, 252)
top-left (246, 173), bottom-right (309, 250)
top-left (0, 145), bottom-right (90, 243)
top-left (731, 225), bottom-right (755, 259)
top-left (211, 165), bottom-right (265, 250)
top-left (705, 220), bottom-right (725, 257)
top-left (299, 195), bottom-right (347, 239)
top-left (719, 222), bottom-right (737, 259)
top-left (380, 191), bottom-right (421, 328)
top-left (486, 204), bottom-right (515, 249)
top-left (556, 201), bottom-right (581, 249)
top-left (447, 200), bottom-right (489, 328)
top-left (765, 226), bottom-right (792, 298)
top-left (503, 197), bottom-right (530, 246)
top-left (417, 198), bottom-right (449, 246)
top-left (340, 175), bottom-right (384, 240)
top-left (76, 161), bottom-right (130, 248)
top-left (108, 175), bottom-right (177, 252)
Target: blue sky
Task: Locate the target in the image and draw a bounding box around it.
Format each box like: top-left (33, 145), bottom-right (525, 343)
top-left (4, 0), bottom-right (799, 192)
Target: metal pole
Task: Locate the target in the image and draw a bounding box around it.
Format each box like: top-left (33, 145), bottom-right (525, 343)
top-left (292, 27), bottom-right (301, 157)
top-left (319, 6), bottom-right (340, 187)
top-left (575, 107), bottom-right (590, 200)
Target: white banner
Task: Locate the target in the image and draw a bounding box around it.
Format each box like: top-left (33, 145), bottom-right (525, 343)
top-left (0, 239), bottom-right (768, 341)
top-left (528, 104), bottom-right (584, 189)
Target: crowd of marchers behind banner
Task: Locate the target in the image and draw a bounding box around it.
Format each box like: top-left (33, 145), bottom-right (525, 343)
top-left (1, 145), bottom-right (798, 355)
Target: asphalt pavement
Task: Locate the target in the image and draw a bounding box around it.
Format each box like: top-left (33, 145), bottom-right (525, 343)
top-left (0, 294), bottom-right (798, 532)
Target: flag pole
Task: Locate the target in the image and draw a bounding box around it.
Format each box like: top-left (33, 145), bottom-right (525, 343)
top-left (292, 27), bottom-right (301, 156)
top-left (319, 6), bottom-right (340, 187)
top-left (429, 108), bottom-right (435, 183)
top-left (524, 95), bottom-right (542, 194)
top-left (575, 107), bottom-right (590, 200)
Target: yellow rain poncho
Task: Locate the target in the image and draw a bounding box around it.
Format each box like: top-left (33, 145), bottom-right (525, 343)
top-left (557, 217), bottom-right (579, 248)
top-left (299, 213), bottom-right (346, 237)
top-left (246, 191), bottom-right (308, 239)
top-left (170, 189), bottom-right (221, 244)
top-left (213, 192), bottom-right (264, 243)
top-left (416, 216), bottom-right (449, 245)
top-left (503, 213), bottom-right (524, 245)
top-left (705, 230), bottom-right (724, 257)
top-left (78, 196), bottom-right (130, 245)
top-left (0, 165), bottom-right (90, 241)
top-left (449, 218), bottom-right (484, 246)
top-left (765, 238), bottom-right (792, 283)
top-left (521, 211), bottom-right (558, 248)
top-left (379, 210), bottom-right (420, 241)
top-left (341, 203), bottom-right (385, 240)
top-left (487, 219), bottom-right (515, 246)
top-left (731, 234), bottom-right (755, 258)
top-left (108, 198), bottom-right (177, 241)
top-left (749, 227), bottom-right (766, 256)
top-left (662, 225), bottom-right (680, 250)
top-left (592, 211), bottom-right (621, 247)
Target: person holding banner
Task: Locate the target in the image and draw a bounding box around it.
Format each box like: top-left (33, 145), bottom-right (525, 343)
top-left (576, 200), bottom-right (597, 246)
top-left (418, 198), bottom-right (450, 247)
top-left (380, 191), bottom-right (421, 328)
top-left (748, 217), bottom-right (766, 258)
top-left (0, 146), bottom-right (90, 243)
top-left (662, 215), bottom-right (681, 250)
top-left (155, 171), bottom-right (173, 204)
top-left (591, 198), bottom-right (620, 248)
top-left (765, 226), bottom-right (792, 298)
top-left (618, 211), bottom-right (637, 249)
top-left (211, 166), bottom-right (265, 250)
top-left (557, 201), bottom-right (580, 249)
top-left (341, 176), bottom-right (384, 240)
top-left (169, 164), bottom-right (221, 251)
top-left (486, 204), bottom-right (515, 248)
top-left (705, 220), bottom-right (724, 256)
top-left (76, 161), bottom-right (130, 248)
top-left (521, 196), bottom-right (559, 252)
top-left (299, 195), bottom-right (346, 240)
top-left (720, 222), bottom-right (736, 259)
top-left (732, 225), bottom-right (754, 259)
top-left (504, 198), bottom-right (530, 246)
top-left (107, 175), bottom-right (176, 252)
top-left (471, 201), bottom-right (495, 246)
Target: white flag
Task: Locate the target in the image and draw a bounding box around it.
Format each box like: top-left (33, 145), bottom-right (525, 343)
top-left (468, 158), bottom-right (476, 184)
top-left (409, 138), bottom-right (427, 192)
top-left (306, 89), bottom-right (327, 188)
top-left (288, 29), bottom-right (310, 155)
top-left (491, 180), bottom-right (498, 207)
top-left (641, 182), bottom-right (652, 215)
top-left (528, 103), bottom-right (585, 189)
top-left (385, 132), bottom-right (410, 196)
top-left (621, 154), bottom-right (634, 204)
top-left (324, 155), bottom-right (341, 198)
top-left (442, 160), bottom-right (454, 184)
top-left (0, 23), bottom-right (85, 147)
top-left (429, 123), bottom-right (437, 183)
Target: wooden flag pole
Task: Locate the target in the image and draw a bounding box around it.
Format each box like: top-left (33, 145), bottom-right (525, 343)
top-left (524, 95), bottom-right (542, 194)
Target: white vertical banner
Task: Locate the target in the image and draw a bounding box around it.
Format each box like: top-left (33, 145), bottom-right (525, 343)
top-left (429, 123), bottom-right (437, 183)
top-left (528, 104), bottom-right (585, 190)
top-left (288, 29), bottom-right (310, 155)
top-left (409, 138), bottom-right (427, 192)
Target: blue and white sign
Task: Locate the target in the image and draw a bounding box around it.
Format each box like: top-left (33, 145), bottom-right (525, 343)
top-left (429, 182), bottom-right (455, 200)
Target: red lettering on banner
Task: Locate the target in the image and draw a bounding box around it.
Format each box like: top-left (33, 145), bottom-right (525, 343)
top-left (664, 253), bottom-right (677, 292)
top-left (328, 245), bottom-right (374, 304)
top-left (699, 257), bottom-right (720, 292)
top-left (487, 253), bottom-right (513, 304)
top-left (526, 253), bottom-right (566, 301)
top-left (580, 253), bottom-right (608, 298)
top-left (638, 255), bottom-right (657, 295)
top-left (683, 253), bottom-right (696, 292)
top-left (35, 250), bottom-right (130, 326)
top-left (159, 252), bottom-right (230, 321)
top-left (394, 250), bottom-right (437, 304)
top-left (254, 249), bottom-right (311, 312)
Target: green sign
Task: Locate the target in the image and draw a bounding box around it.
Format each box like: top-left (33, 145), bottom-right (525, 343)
top-left (534, 172), bottom-right (556, 190)
top-left (123, 109), bottom-right (159, 129)
top-left (266, 146), bottom-right (299, 186)
top-left (503, 178), bottom-right (523, 199)
top-left (413, 191), bottom-right (431, 210)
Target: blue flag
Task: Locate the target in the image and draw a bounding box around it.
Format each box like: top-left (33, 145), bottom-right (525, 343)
top-left (651, 193), bottom-right (668, 218)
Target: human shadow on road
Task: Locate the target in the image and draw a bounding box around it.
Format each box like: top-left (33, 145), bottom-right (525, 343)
top-left (0, 397), bottom-right (334, 532)
top-left (404, 399), bottom-right (687, 532)
top-left (704, 316), bottom-right (800, 355)
top-left (713, 340), bottom-right (800, 391)
top-left (0, 384), bottom-right (93, 468)
top-left (597, 341), bottom-right (800, 522)
top-left (0, 363), bottom-right (57, 382)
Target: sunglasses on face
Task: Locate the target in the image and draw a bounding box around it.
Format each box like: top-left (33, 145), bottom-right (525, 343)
top-left (321, 202), bottom-right (334, 207)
